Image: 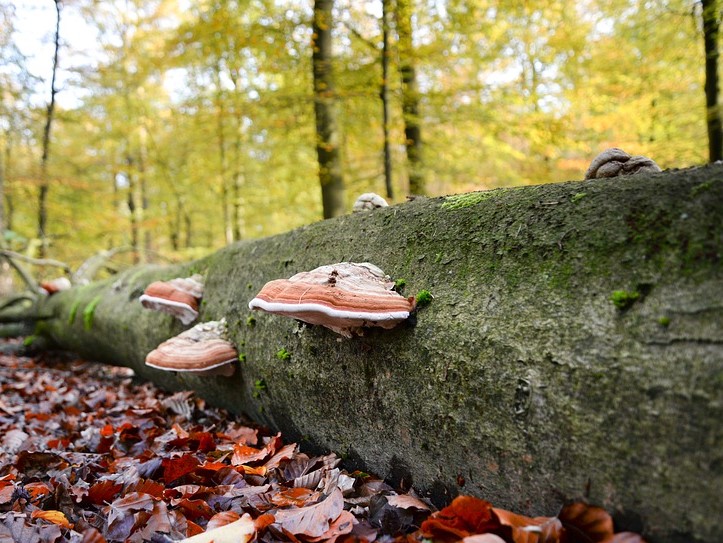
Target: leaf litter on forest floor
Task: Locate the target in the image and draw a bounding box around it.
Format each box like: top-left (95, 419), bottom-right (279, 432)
top-left (0, 340), bottom-right (646, 543)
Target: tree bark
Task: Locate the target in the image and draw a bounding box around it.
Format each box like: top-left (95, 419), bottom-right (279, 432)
top-left (395, 0), bottom-right (425, 196)
top-left (312, 0), bottom-right (346, 219)
top-left (38, 0), bottom-right (61, 258)
top-left (703, 0), bottom-right (722, 162)
top-left (381, 0), bottom-right (394, 199)
top-left (34, 167), bottom-right (722, 543)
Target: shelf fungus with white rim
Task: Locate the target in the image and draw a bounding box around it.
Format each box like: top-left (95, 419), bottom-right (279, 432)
top-left (139, 274), bottom-right (204, 325)
top-left (248, 262), bottom-right (416, 338)
top-left (145, 319), bottom-right (238, 377)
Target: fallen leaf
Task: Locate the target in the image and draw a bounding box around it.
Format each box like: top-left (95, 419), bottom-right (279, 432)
top-left (273, 488), bottom-right (345, 538)
top-left (271, 487), bottom-right (319, 508)
top-left (162, 454), bottom-right (201, 483)
top-left (421, 495), bottom-right (501, 542)
top-left (206, 511), bottom-right (241, 531)
top-left (30, 509), bottom-right (73, 529)
top-left (559, 503), bottom-right (614, 542)
top-left (176, 513), bottom-right (256, 543)
top-left (385, 494), bottom-right (432, 511)
top-left (307, 510), bottom-right (356, 542)
top-left (463, 536), bottom-right (508, 543)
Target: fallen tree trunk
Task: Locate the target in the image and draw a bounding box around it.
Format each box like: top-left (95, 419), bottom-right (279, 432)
top-left (35, 165), bottom-right (721, 543)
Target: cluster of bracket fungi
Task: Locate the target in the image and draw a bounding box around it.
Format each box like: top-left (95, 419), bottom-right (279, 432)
top-left (138, 262), bottom-right (415, 377)
top-left (138, 148), bottom-right (657, 377)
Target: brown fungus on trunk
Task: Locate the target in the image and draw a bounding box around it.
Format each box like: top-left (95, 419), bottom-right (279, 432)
top-left (585, 148), bottom-right (661, 180)
top-left (145, 319), bottom-right (237, 377)
top-left (248, 262), bottom-right (415, 338)
top-left (40, 277), bottom-right (71, 295)
top-left (352, 192), bottom-right (389, 212)
top-left (139, 274), bottom-right (204, 325)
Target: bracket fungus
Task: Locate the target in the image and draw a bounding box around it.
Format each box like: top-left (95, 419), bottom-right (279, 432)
top-left (139, 274), bottom-right (204, 325)
top-left (40, 277), bottom-right (71, 295)
top-left (248, 262), bottom-right (415, 338)
top-left (585, 148), bottom-right (661, 180)
top-left (145, 319), bottom-right (237, 377)
top-left (352, 192), bottom-right (389, 212)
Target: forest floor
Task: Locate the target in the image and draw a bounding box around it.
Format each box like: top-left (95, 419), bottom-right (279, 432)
top-left (0, 339), bottom-right (644, 543)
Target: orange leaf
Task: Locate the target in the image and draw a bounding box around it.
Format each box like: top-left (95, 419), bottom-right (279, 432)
top-left (271, 487), bottom-right (318, 507)
top-left (492, 508), bottom-right (562, 543)
top-left (31, 509), bottom-right (74, 529)
top-left (186, 520), bottom-right (204, 537)
top-left (254, 512), bottom-right (276, 532)
top-left (422, 496), bottom-right (501, 542)
top-left (559, 503), bottom-right (614, 542)
top-left (25, 481), bottom-right (52, 502)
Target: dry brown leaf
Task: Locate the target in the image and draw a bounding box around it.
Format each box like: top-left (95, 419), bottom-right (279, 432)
top-left (206, 510), bottom-right (241, 531)
top-left (385, 494), bottom-right (432, 511)
top-left (273, 488), bottom-right (345, 538)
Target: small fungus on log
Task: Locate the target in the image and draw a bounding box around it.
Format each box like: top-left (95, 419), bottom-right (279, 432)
top-left (139, 274), bottom-right (204, 325)
top-left (40, 277), bottom-right (71, 295)
top-left (352, 192), bottom-right (389, 212)
top-left (248, 262), bottom-right (415, 338)
top-left (585, 148), bottom-right (661, 180)
top-left (145, 318), bottom-right (237, 376)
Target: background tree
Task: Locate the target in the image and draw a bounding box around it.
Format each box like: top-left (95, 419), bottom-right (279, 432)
top-left (37, 0), bottom-right (61, 258)
top-left (395, 0), bottom-right (424, 195)
top-left (312, 0), bottom-right (346, 219)
top-left (702, 0), bottom-right (722, 162)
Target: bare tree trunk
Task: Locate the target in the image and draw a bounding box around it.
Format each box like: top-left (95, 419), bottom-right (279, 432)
top-left (703, 0), bottom-right (722, 162)
top-left (38, 0), bottom-right (61, 258)
top-left (138, 128), bottom-right (150, 263)
top-left (395, 0), bottom-right (425, 196)
top-left (231, 71), bottom-right (244, 242)
top-left (214, 73), bottom-right (232, 244)
top-left (125, 155), bottom-right (139, 264)
top-left (312, 0), bottom-right (346, 219)
top-left (381, 0), bottom-right (394, 199)
top-left (2, 138), bottom-right (11, 232)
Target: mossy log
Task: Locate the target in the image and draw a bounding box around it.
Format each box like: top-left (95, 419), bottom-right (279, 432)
top-left (38, 166), bottom-right (721, 543)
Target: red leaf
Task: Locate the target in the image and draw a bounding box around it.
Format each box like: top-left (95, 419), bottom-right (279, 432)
top-left (273, 488), bottom-right (344, 538)
top-left (162, 454), bottom-right (201, 483)
top-left (175, 498), bottom-right (215, 521)
top-left (86, 480), bottom-right (123, 505)
top-left (128, 479), bottom-right (166, 499)
top-left (190, 431), bottom-right (216, 453)
top-left (421, 496), bottom-right (501, 542)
